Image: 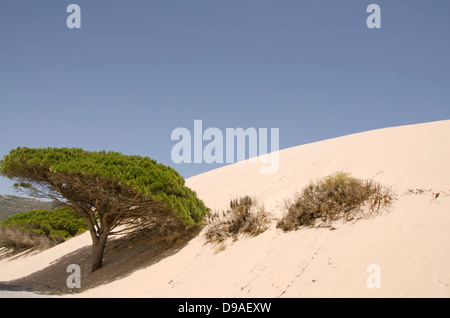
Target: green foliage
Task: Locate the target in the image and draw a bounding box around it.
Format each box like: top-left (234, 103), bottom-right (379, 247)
top-left (0, 147), bottom-right (209, 226)
top-left (277, 172), bottom-right (395, 231)
top-left (1, 207), bottom-right (88, 242)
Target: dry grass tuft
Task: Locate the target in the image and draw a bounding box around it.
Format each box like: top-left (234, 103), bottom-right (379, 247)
top-left (277, 172), bottom-right (396, 231)
top-left (205, 196), bottom-right (272, 244)
top-left (0, 225), bottom-right (58, 251)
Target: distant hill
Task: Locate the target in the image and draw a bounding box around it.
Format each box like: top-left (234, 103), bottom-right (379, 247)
top-left (0, 195), bottom-right (57, 222)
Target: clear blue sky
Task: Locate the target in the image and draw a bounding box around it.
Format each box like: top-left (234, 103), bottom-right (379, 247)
top-left (1, 0), bottom-right (449, 196)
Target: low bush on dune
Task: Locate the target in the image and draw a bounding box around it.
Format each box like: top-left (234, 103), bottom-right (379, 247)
top-left (277, 172), bottom-right (395, 231)
top-left (0, 225), bottom-right (56, 250)
top-left (0, 207), bottom-right (88, 250)
top-left (205, 196), bottom-right (272, 244)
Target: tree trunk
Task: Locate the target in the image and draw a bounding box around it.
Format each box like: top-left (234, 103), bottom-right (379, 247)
top-left (91, 232), bottom-right (108, 272)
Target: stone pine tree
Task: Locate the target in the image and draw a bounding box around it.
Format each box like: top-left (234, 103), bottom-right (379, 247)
top-left (0, 147), bottom-right (209, 272)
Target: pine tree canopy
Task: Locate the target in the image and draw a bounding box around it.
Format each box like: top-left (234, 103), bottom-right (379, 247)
top-left (0, 147), bottom-right (209, 226)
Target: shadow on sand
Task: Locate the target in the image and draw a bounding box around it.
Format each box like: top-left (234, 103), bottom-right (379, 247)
top-left (0, 226), bottom-right (202, 296)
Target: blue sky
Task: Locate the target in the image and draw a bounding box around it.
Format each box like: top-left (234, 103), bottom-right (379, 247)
top-left (1, 0), bottom-right (449, 196)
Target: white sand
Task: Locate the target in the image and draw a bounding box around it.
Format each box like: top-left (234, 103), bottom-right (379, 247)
top-left (1, 120), bottom-right (449, 297)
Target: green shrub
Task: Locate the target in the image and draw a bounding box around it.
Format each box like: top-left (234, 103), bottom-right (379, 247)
top-left (0, 207), bottom-right (88, 249)
top-left (205, 196), bottom-right (272, 244)
top-left (277, 172), bottom-right (395, 231)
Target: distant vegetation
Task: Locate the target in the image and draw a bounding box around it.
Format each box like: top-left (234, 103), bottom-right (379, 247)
top-left (0, 195), bottom-right (57, 222)
top-left (205, 196), bottom-right (271, 244)
top-left (277, 172), bottom-right (395, 231)
top-left (0, 207), bottom-right (87, 250)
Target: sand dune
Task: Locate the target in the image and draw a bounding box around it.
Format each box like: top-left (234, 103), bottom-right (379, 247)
top-left (1, 120), bottom-right (449, 297)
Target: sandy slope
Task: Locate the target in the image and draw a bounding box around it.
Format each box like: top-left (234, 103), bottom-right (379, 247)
top-left (1, 120), bottom-right (449, 297)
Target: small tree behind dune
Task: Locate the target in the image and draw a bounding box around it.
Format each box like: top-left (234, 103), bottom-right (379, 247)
top-left (0, 147), bottom-right (209, 272)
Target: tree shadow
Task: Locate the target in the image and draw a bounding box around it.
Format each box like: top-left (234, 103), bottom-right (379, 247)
top-left (0, 225), bottom-right (202, 295)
